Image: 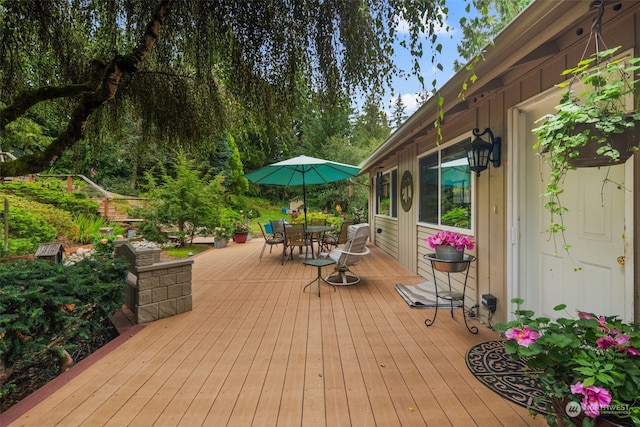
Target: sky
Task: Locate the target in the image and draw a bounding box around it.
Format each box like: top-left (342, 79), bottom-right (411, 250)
top-left (380, 2), bottom-right (478, 120)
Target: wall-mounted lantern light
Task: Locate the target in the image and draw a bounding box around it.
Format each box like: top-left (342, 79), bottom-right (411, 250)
top-left (467, 127), bottom-right (501, 177)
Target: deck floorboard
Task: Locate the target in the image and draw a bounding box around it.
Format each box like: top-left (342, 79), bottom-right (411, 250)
top-left (5, 238), bottom-right (546, 427)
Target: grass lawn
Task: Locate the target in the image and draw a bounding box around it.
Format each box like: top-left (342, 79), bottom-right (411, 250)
top-left (165, 244), bottom-right (213, 258)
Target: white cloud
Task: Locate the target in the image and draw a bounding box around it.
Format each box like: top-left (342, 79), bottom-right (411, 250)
top-left (385, 91), bottom-right (432, 126)
top-left (395, 8), bottom-right (454, 37)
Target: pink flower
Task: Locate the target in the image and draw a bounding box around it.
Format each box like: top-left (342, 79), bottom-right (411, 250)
top-left (505, 326), bottom-right (540, 347)
top-left (628, 346), bottom-right (640, 356)
top-left (425, 231), bottom-right (475, 251)
top-left (570, 382), bottom-right (612, 418)
top-left (596, 335), bottom-right (616, 350)
top-left (614, 334), bottom-right (630, 345)
top-left (596, 333), bottom-right (640, 355)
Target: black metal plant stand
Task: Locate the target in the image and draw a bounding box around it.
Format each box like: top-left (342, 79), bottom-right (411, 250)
top-left (423, 253), bottom-right (478, 334)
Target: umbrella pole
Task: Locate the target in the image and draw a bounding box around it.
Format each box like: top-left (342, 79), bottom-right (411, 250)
top-left (302, 172), bottom-right (308, 226)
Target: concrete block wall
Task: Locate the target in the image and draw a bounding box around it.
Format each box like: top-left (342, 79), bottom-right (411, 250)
top-left (114, 240), bottom-right (194, 324)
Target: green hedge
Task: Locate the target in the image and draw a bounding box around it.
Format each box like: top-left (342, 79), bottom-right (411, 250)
top-left (0, 180), bottom-right (99, 216)
top-left (0, 255), bottom-right (128, 407)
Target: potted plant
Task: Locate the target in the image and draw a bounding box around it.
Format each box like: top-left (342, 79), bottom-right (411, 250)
top-left (532, 46), bottom-right (640, 248)
top-left (495, 299), bottom-right (640, 427)
top-left (425, 230), bottom-right (475, 261)
top-left (232, 221), bottom-right (250, 243)
top-left (212, 226), bottom-right (230, 248)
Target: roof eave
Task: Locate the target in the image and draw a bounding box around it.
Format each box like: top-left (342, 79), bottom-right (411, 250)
top-left (359, 0), bottom-right (591, 172)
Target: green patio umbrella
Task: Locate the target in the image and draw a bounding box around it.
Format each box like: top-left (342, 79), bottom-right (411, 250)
top-left (244, 155), bottom-right (361, 225)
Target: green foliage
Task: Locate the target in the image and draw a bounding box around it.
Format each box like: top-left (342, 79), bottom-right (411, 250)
top-left (532, 46), bottom-right (640, 253)
top-left (72, 214), bottom-right (108, 244)
top-left (0, 256), bottom-right (128, 405)
top-left (2, 206), bottom-right (57, 256)
top-left (0, 180), bottom-right (99, 216)
top-left (223, 133), bottom-right (249, 195)
top-left (391, 95), bottom-right (408, 129)
top-left (0, 0), bottom-right (481, 179)
top-left (495, 299), bottom-right (640, 425)
top-left (1, 194), bottom-right (75, 239)
top-left (441, 206), bottom-right (470, 228)
top-left (140, 153), bottom-right (225, 246)
top-left (165, 245), bottom-right (211, 258)
top-left (454, 0), bottom-right (531, 70)
top-left (92, 235), bottom-right (115, 256)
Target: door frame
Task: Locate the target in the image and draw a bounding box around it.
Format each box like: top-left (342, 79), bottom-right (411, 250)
top-left (507, 90), bottom-right (635, 321)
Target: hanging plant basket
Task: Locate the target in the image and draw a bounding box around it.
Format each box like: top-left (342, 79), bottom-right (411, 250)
top-left (568, 118), bottom-right (640, 167)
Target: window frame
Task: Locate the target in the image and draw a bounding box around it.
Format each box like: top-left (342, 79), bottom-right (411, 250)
top-left (417, 132), bottom-right (474, 233)
top-left (375, 168), bottom-right (398, 218)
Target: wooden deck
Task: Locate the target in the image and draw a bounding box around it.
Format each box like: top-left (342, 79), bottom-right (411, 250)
top-left (4, 238), bottom-right (546, 426)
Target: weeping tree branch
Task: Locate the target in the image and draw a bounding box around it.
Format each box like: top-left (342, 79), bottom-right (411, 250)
top-left (0, 0), bottom-right (173, 177)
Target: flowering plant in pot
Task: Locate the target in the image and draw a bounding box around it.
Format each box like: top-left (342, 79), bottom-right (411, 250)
top-left (213, 226), bottom-right (230, 248)
top-left (495, 298), bottom-right (640, 426)
top-left (213, 226), bottom-right (230, 240)
top-left (426, 230), bottom-right (475, 251)
top-left (232, 221), bottom-right (250, 243)
top-left (532, 45), bottom-right (640, 251)
top-left (233, 221), bottom-right (249, 234)
top-left (425, 230), bottom-right (474, 261)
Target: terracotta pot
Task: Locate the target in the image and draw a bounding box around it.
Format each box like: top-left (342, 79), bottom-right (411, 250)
top-left (233, 232), bottom-right (248, 243)
top-left (569, 119), bottom-right (639, 168)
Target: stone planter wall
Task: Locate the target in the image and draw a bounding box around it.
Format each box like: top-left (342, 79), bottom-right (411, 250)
top-left (114, 240), bottom-right (193, 324)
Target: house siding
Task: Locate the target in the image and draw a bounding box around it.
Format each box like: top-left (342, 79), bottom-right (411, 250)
top-left (361, 1), bottom-right (640, 323)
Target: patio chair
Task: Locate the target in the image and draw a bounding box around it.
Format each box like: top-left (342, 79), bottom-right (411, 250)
top-left (309, 218), bottom-right (326, 251)
top-left (271, 219), bottom-right (288, 262)
top-left (283, 223), bottom-right (312, 264)
top-left (320, 220), bottom-right (353, 253)
top-left (324, 223), bottom-right (370, 285)
top-left (258, 222), bottom-right (284, 261)
top-left (270, 219), bottom-right (286, 238)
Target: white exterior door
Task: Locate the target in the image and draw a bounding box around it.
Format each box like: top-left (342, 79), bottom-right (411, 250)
top-left (510, 93), bottom-right (634, 321)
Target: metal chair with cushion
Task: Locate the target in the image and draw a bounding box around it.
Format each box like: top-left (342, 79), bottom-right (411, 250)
top-left (270, 219), bottom-right (286, 238)
top-left (258, 222), bottom-right (284, 261)
top-left (324, 223), bottom-right (370, 285)
top-left (270, 219), bottom-right (287, 261)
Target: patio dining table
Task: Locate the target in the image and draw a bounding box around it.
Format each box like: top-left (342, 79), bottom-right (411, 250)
top-left (305, 225), bottom-right (334, 258)
top-left (285, 224), bottom-right (335, 259)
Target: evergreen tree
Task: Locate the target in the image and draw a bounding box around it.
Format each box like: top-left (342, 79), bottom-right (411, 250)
top-left (391, 95), bottom-right (408, 129)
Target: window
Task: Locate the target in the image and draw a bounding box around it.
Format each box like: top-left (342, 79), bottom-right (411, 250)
top-left (376, 169), bottom-right (397, 217)
top-left (419, 136), bottom-right (472, 230)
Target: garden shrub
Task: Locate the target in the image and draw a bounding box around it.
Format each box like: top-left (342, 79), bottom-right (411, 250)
top-left (0, 180), bottom-right (99, 216)
top-left (2, 194), bottom-right (75, 239)
top-left (0, 255), bottom-right (128, 408)
top-left (3, 205), bottom-right (57, 255)
top-left (72, 214), bottom-right (109, 244)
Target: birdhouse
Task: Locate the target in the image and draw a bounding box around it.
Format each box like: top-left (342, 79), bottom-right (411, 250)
top-left (35, 242), bottom-right (65, 264)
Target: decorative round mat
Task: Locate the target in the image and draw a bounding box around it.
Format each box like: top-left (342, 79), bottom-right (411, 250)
top-left (465, 340), bottom-right (550, 414)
